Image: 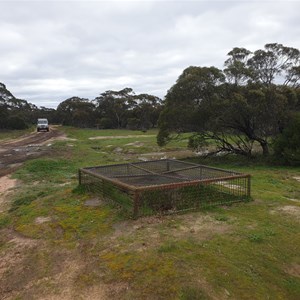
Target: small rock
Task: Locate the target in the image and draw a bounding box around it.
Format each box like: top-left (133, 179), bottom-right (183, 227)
top-left (35, 216), bottom-right (51, 224)
top-left (113, 147), bottom-right (123, 153)
top-left (138, 157), bottom-right (148, 161)
top-left (84, 198), bottom-right (102, 207)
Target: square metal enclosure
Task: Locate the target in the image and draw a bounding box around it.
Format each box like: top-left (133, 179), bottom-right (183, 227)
top-left (79, 159), bottom-right (251, 218)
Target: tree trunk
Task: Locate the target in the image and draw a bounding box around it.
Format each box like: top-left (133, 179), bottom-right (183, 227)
top-left (260, 141), bottom-right (269, 156)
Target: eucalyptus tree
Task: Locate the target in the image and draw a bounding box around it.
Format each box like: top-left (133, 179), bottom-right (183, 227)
top-left (94, 88), bottom-right (162, 130)
top-left (157, 43), bottom-right (300, 157)
top-left (248, 43), bottom-right (300, 86)
top-left (130, 93), bottom-right (162, 130)
top-left (0, 82), bottom-right (38, 129)
top-left (224, 47), bottom-right (252, 86)
top-left (56, 96), bottom-right (96, 127)
top-left (157, 66), bottom-right (226, 146)
top-left (221, 43), bottom-right (300, 155)
top-left (93, 88), bottom-right (135, 129)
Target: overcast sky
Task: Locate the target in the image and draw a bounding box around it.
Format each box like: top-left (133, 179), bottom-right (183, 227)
top-left (1, 0), bottom-right (300, 108)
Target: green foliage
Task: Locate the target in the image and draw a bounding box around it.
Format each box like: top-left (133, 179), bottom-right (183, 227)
top-left (98, 117), bottom-right (114, 129)
top-left (248, 233), bottom-right (264, 243)
top-left (157, 43), bottom-right (300, 157)
top-left (0, 82), bottom-right (57, 129)
top-left (0, 215), bottom-right (11, 229)
top-left (126, 117), bottom-right (140, 130)
top-left (188, 134), bottom-right (209, 152)
top-left (94, 88), bottom-right (162, 130)
top-left (158, 66), bottom-right (225, 138)
top-left (1, 83), bottom-right (162, 130)
top-left (56, 96), bottom-right (96, 128)
top-left (156, 126), bottom-right (170, 146)
top-left (273, 113), bottom-right (300, 165)
top-left (6, 116), bottom-right (28, 130)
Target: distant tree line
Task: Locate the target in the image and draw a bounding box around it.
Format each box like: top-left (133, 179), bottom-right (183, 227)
top-left (157, 43), bottom-right (300, 163)
top-left (56, 88), bottom-right (162, 130)
top-left (1, 42), bottom-right (299, 163)
top-left (0, 84), bottom-right (162, 131)
top-left (0, 83), bottom-right (57, 130)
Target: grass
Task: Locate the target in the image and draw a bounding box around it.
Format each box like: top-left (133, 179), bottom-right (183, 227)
top-left (0, 126), bottom-right (34, 140)
top-left (0, 127), bottom-right (300, 299)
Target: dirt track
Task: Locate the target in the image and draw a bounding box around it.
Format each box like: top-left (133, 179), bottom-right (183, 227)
top-left (0, 127), bottom-right (63, 177)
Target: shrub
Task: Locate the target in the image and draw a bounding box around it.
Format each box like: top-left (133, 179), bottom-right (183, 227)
top-left (188, 134), bottom-right (209, 152)
top-left (98, 117), bottom-right (114, 129)
top-left (273, 113), bottom-right (300, 166)
top-left (7, 116), bottom-right (28, 130)
top-left (127, 118), bottom-right (140, 130)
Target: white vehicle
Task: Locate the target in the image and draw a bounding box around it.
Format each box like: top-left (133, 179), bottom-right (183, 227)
top-left (37, 118), bottom-right (49, 132)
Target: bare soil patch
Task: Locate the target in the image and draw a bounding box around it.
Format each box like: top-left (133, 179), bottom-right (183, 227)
top-left (271, 205), bottom-right (300, 220)
top-left (0, 175), bottom-right (18, 212)
top-left (218, 181), bottom-right (242, 190)
top-left (0, 230), bottom-right (39, 298)
top-left (287, 198), bottom-right (300, 203)
top-left (111, 213), bottom-right (232, 252)
top-left (284, 263), bottom-right (300, 278)
top-left (0, 175), bottom-right (17, 194)
top-left (138, 150), bottom-right (196, 160)
top-left (125, 141), bottom-right (144, 147)
top-left (89, 134), bottom-right (155, 140)
top-left (0, 229), bottom-right (104, 300)
top-left (84, 198), bottom-right (103, 207)
top-left (35, 216), bottom-right (52, 224)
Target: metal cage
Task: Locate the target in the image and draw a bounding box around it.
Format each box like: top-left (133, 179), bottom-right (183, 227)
top-left (79, 159), bottom-right (251, 218)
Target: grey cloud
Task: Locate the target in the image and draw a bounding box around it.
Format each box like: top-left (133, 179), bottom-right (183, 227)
top-left (1, 0), bottom-right (299, 108)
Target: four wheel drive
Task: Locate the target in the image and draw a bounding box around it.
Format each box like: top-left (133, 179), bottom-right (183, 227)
top-left (37, 118), bottom-right (49, 132)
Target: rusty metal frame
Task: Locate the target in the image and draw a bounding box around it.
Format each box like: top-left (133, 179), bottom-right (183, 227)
top-left (79, 159), bottom-right (251, 218)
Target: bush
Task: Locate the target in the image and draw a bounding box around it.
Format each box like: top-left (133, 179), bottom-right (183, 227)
top-left (98, 117), bottom-right (114, 129)
top-left (273, 113), bottom-right (300, 165)
top-left (6, 116), bottom-right (28, 130)
top-left (127, 118), bottom-right (140, 130)
top-left (188, 134), bottom-right (209, 152)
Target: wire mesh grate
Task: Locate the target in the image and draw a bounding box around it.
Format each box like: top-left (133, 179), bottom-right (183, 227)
top-left (79, 159), bottom-right (251, 218)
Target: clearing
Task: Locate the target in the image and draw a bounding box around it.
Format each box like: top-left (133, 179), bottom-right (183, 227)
top-left (0, 127), bottom-right (299, 299)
